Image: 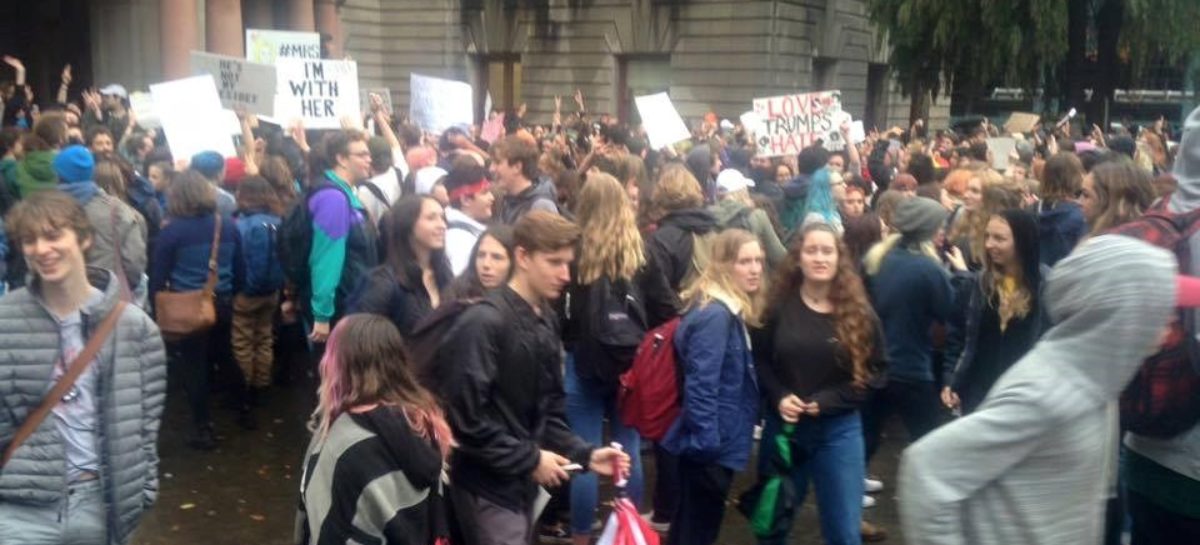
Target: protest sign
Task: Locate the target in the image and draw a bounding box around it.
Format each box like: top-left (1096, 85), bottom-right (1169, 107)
top-left (246, 29), bottom-right (321, 64)
top-left (150, 75), bottom-right (236, 159)
top-left (849, 120), bottom-right (866, 144)
top-left (634, 92), bottom-right (691, 150)
top-left (190, 51), bottom-right (276, 116)
top-left (987, 137), bottom-right (1017, 171)
top-left (752, 90), bottom-right (843, 157)
top-left (1003, 112), bottom-right (1041, 135)
top-left (360, 87), bottom-right (393, 116)
top-left (822, 111), bottom-right (855, 152)
top-left (740, 111), bottom-right (765, 137)
top-left (274, 59), bottom-right (360, 129)
top-left (409, 74), bottom-right (473, 134)
top-left (480, 112), bottom-right (506, 144)
top-left (129, 92), bottom-right (160, 129)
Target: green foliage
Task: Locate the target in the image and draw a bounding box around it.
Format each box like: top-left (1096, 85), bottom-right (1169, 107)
top-left (867, 0), bottom-right (1199, 100)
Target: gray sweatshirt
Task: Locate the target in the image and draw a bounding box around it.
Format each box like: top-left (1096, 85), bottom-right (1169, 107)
top-left (899, 235), bottom-right (1177, 545)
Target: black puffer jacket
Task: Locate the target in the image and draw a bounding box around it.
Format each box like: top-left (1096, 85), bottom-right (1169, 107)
top-left (646, 208), bottom-right (719, 294)
top-left (435, 286), bottom-right (593, 511)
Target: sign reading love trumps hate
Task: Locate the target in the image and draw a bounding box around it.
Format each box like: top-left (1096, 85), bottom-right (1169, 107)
top-left (274, 59), bottom-right (360, 129)
top-left (752, 90), bottom-right (843, 157)
top-left (190, 51), bottom-right (276, 116)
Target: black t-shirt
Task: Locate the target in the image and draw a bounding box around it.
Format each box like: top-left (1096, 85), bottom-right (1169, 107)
top-left (753, 293), bottom-right (884, 417)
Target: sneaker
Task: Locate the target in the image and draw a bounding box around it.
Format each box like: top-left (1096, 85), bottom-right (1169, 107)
top-left (641, 512), bottom-right (671, 533)
top-left (536, 523), bottom-right (571, 544)
top-left (753, 424), bottom-right (763, 440)
top-left (865, 477), bottom-right (884, 493)
top-left (861, 521), bottom-right (888, 542)
top-left (862, 495), bottom-right (877, 509)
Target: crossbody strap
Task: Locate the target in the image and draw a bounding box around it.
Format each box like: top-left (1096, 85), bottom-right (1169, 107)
top-left (109, 201), bottom-right (131, 300)
top-left (203, 214), bottom-right (223, 295)
top-left (1, 299), bottom-right (129, 467)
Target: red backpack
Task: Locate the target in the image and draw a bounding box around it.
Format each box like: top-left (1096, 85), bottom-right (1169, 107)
top-left (618, 317), bottom-right (683, 441)
top-left (1108, 202), bottom-right (1200, 438)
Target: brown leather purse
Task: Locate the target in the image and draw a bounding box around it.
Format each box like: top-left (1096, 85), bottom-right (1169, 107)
top-left (154, 214), bottom-right (221, 340)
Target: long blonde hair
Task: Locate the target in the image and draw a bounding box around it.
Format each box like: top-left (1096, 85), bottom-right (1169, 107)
top-left (575, 173), bottom-right (646, 284)
top-left (680, 229), bottom-right (766, 327)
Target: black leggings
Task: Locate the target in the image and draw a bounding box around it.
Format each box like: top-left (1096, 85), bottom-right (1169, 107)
top-left (166, 300), bottom-right (242, 430)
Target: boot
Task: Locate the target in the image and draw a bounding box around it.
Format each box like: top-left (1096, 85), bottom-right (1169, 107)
top-left (862, 520), bottom-right (888, 542)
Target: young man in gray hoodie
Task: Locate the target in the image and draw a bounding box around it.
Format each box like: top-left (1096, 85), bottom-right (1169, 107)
top-left (898, 235), bottom-right (1181, 545)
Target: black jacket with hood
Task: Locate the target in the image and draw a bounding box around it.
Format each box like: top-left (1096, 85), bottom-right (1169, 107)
top-left (646, 208), bottom-right (719, 294)
top-left (434, 286), bottom-right (593, 511)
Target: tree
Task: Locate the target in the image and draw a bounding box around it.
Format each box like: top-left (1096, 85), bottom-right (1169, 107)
top-left (866, 0), bottom-right (1200, 127)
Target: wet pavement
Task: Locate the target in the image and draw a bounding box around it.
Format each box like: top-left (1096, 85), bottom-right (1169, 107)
top-left (131, 355), bottom-right (906, 545)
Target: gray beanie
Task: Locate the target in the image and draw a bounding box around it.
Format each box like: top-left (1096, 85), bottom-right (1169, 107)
top-left (894, 197), bottom-right (948, 242)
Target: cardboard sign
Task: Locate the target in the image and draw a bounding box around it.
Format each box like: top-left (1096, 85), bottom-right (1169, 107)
top-left (360, 87), bottom-right (393, 116)
top-left (190, 51), bottom-right (277, 116)
top-left (987, 137), bottom-right (1017, 171)
top-left (752, 90), bottom-right (843, 157)
top-left (849, 120), bottom-right (866, 144)
top-left (274, 59), bottom-right (360, 130)
top-left (150, 75), bottom-right (236, 159)
top-left (1003, 112), bottom-right (1041, 135)
top-left (822, 111), bottom-right (855, 152)
top-left (409, 74), bottom-right (473, 134)
top-left (246, 29), bottom-right (321, 64)
top-left (634, 92), bottom-right (691, 150)
top-left (480, 112), bottom-right (506, 144)
top-left (740, 111), bottom-right (765, 137)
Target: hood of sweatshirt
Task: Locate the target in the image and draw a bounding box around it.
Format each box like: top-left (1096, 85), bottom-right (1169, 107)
top-left (508, 178), bottom-right (558, 207)
top-left (709, 199), bottom-right (752, 227)
top-left (660, 207), bottom-right (718, 235)
top-left (1039, 235), bottom-right (1176, 401)
top-left (15, 150), bottom-right (58, 197)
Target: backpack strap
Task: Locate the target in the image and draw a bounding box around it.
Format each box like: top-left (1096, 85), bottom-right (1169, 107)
top-left (447, 219), bottom-right (485, 237)
top-left (2, 299), bottom-right (128, 467)
top-left (360, 179), bottom-right (388, 207)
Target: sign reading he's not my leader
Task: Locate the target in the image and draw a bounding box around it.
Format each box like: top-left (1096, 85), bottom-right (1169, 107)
top-left (752, 90), bottom-right (843, 157)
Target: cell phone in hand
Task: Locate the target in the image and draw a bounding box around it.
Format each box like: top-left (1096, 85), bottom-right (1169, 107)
top-left (562, 463), bottom-right (583, 472)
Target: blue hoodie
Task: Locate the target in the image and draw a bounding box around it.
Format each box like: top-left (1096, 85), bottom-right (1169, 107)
top-left (1034, 200), bottom-right (1086, 267)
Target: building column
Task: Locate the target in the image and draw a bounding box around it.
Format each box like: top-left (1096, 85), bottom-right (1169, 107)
top-left (315, 0), bottom-right (342, 58)
top-left (160, 0), bottom-right (201, 80)
top-left (242, 0), bottom-right (275, 30)
top-left (206, 0), bottom-right (245, 57)
top-left (287, 0), bottom-right (315, 31)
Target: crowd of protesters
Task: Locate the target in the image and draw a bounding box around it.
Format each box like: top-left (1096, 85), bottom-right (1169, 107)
top-left (0, 51), bottom-right (1198, 545)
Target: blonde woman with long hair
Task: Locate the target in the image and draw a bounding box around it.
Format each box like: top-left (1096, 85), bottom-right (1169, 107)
top-left (661, 229), bottom-right (766, 545)
top-left (562, 173), bottom-right (678, 545)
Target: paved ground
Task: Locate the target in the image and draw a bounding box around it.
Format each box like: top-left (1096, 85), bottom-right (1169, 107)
top-left (131, 354), bottom-right (907, 545)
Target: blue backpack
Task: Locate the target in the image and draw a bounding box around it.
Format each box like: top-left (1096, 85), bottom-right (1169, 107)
top-left (236, 212), bottom-right (285, 295)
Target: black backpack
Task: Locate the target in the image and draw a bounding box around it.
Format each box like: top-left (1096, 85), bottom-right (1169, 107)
top-left (571, 276), bottom-right (649, 386)
top-left (278, 182), bottom-right (341, 310)
top-left (406, 298), bottom-right (490, 391)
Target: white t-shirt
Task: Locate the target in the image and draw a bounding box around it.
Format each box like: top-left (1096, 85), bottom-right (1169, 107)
top-left (445, 207), bottom-right (487, 275)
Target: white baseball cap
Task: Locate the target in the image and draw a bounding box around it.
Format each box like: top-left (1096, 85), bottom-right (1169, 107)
top-left (415, 166), bottom-right (449, 196)
top-left (99, 84), bottom-right (128, 99)
top-left (716, 169), bottom-right (755, 193)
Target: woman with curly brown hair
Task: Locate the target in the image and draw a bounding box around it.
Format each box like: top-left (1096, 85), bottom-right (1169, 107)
top-left (751, 222), bottom-right (885, 545)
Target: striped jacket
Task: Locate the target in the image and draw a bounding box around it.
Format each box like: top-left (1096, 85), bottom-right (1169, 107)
top-left (297, 406), bottom-right (447, 545)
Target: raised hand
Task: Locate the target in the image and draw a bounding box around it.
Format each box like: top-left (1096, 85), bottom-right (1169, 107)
top-left (61, 64), bottom-right (72, 86)
top-left (2, 56), bottom-right (25, 73)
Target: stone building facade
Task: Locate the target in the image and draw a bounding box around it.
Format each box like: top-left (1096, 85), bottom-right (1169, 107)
top-left (34, 0), bottom-right (947, 131)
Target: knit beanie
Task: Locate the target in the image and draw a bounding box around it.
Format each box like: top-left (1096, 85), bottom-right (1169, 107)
top-left (191, 151), bottom-right (225, 180)
top-left (223, 157), bottom-right (246, 186)
top-left (893, 197), bottom-right (948, 242)
top-left (52, 145), bottom-right (95, 183)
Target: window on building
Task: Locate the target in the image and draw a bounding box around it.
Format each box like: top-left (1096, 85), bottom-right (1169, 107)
top-left (618, 55), bottom-right (671, 124)
top-left (477, 55), bottom-right (522, 120)
top-left (813, 56), bottom-right (837, 91)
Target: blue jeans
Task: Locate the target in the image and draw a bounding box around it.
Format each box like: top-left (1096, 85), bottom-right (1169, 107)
top-left (564, 354), bottom-right (643, 535)
top-left (758, 411), bottom-right (865, 545)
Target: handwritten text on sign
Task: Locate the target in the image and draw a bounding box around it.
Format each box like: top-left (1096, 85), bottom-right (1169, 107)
top-left (752, 90), bottom-right (842, 157)
top-left (190, 51), bottom-right (277, 116)
top-left (275, 59), bottom-right (360, 129)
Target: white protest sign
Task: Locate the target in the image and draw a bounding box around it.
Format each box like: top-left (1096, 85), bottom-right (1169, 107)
top-left (150, 75), bottom-right (236, 159)
top-left (190, 51), bottom-right (277, 116)
top-left (987, 137), bottom-right (1017, 171)
top-left (634, 92), bottom-right (691, 150)
top-left (849, 121), bottom-right (866, 144)
top-left (752, 90), bottom-right (843, 157)
top-left (740, 111), bottom-right (765, 137)
top-left (245, 29), bottom-right (321, 64)
top-left (274, 59), bottom-right (360, 130)
top-left (409, 74), bottom-right (473, 134)
top-left (823, 111), bottom-right (854, 152)
top-left (129, 92), bottom-right (160, 129)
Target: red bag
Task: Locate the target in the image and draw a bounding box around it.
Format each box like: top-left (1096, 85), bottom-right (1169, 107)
top-left (618, 317), bottom-right (682, 441)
